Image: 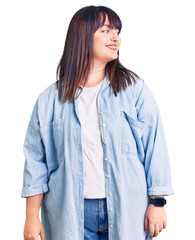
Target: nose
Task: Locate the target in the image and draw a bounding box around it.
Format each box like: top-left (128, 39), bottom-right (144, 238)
top-left (110, 30), bottom-right (119, 41)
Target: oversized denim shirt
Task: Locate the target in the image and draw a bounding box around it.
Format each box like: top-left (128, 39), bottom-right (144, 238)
top-left (21, 74), bottom-right (174, 240)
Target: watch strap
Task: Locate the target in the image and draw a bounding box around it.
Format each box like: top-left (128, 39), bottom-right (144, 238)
top-left (149, 197), bottom-right (167, 207)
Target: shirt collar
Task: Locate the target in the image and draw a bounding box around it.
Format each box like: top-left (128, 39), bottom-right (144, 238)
top-left (78, 75), bottom-right (110, 90)
top-left (75, 75), bottom-right (110, 97)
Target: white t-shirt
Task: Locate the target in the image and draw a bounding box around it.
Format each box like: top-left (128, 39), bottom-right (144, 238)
top-left (77, 80), bottom-right (106, 199)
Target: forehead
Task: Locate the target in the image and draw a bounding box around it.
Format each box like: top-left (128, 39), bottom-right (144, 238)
top-left (99, 14), bottom-right (120, 30)
top-left (93, 11), bottom-right (121, 33)
top-left (102, 20), bottom-right (111, 28)
top-left (100, 15), bottom-right (110, 27)
top-left (103, 15), bottom-right (109, 24)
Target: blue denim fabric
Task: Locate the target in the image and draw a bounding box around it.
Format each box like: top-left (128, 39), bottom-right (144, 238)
top-left (84, 198), bottom-right (108, 240)
top-left (21, 74), bottom-right (174, 240)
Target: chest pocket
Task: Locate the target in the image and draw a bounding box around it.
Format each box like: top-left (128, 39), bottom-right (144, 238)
top-left (40, 118), bottom-right (65, 168)
top-left (52, 118), bottom-right (65, 157)
top-left (120, 110), bottom-right (145, 155)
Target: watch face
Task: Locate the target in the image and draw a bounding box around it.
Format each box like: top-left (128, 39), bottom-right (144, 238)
top-left (155, 198), bottom-right (166, 206)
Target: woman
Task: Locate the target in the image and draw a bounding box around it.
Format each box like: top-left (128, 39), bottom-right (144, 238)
top-left (22, 5), bottom-right (174, 240)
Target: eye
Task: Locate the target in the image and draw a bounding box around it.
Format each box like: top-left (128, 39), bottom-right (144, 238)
top-left (102, 30), bottom-right (110, 33)
top-left (115, 29), bottom-right (120, 35)
top-left (102, 29), bottom-right (120, 35)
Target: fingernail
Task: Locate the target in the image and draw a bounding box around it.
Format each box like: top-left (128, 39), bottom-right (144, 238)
top-left (144, 227), bottom-right (147, 231)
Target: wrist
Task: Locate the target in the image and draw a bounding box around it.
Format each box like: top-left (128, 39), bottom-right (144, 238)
top-left (149, 196), bottom-right (166, 207)
top-left (26, 206), bottom-right (40, 219)
top-left (149, 195), bottom-right (164, 199)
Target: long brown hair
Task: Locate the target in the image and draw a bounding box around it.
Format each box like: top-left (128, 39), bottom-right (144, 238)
top-left (56, 5), bottom-right (140, 103)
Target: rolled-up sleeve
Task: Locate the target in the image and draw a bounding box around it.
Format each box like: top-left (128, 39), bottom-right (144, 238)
top-left (21, 99), bottom-right (49, 198)
top-left (135, 79), bottom-right (174, 196)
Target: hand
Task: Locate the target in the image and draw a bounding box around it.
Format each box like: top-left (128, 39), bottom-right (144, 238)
top-left (144, 204), bottom-right (167, 238)
top-left (23, 217), bottom-right (45, 240)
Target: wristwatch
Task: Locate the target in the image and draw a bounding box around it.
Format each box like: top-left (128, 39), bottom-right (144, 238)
top-left (149, 197), bottom-right (167, 207)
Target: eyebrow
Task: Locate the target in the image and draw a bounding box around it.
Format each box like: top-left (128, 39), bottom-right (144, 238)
top-left (102, 24), bottom-right (119, 30)
top-left (103, 24), bottom-right (112, 28)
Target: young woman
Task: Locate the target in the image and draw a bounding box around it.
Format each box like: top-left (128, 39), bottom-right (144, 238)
top-left (22, 5), bottom-right (174, 240)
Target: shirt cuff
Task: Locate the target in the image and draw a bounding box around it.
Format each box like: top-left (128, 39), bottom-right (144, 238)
top-left (148, 186), bottom-right (174, 196)
top-left (21, 183), bottom-right (49, 198)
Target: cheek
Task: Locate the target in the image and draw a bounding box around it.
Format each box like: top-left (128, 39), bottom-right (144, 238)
top-left (93, 41), bottom-right (106, 54)
top-left (93, 43), bottom-right (100, 54)
top-left (118, 38), bottom-right (122, 47)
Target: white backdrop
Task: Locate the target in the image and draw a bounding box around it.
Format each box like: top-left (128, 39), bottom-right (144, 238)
top-left (0, 0), bottom-right (194, 239)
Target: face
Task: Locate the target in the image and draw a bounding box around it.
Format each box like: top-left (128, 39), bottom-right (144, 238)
top-left (92, 15), bottom-right (121, 64)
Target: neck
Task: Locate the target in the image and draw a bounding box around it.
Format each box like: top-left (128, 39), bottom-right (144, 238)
top-left (80, 61), bottom-right (106, 87)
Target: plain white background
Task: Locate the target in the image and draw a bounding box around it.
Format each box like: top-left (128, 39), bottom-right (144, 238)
top-left (0, 0), bottom-right (194, 239)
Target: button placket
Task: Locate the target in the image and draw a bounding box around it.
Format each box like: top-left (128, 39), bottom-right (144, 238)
top-left (99, 109), bottom-right (114, 229)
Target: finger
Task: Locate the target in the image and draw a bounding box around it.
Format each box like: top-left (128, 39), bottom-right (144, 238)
top-left (154, 224), bottom-right (159, 237)
top-left (163, 219), bottom-right (167, 229)
top-left (34, 234), bottom-right (39, 240)
top-left (23, 230), bottom-right (26, 240)
top-left (159, 224), bottom-right (163, 232)
top-left (40, 230), bottom-right (46, 240)
top-left (144, 215), bottom-right (148, 231)
top-left (149, 222), bottom-right (154, 238)
top-left (35, 235), bottom-right (39, 240)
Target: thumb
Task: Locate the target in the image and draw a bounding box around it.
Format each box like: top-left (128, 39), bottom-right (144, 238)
top-left (144, 214), bottom-right (149, 231)
top-left (40, 229), bottom-right (46, 240)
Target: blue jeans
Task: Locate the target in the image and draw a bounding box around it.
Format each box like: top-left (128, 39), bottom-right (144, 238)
top-left (84, 198), bottom-right (108, 240)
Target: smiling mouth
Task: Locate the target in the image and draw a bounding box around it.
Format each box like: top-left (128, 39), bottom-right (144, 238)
top-left (106, 45), bottom-right (117, 51)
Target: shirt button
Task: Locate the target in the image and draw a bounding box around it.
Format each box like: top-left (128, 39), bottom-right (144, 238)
top-left (106, 175), bottom-right (109, 178)
top-left (110, 225), bottom-right (114, 228)
top-left (104, 140), bottom-right (107, 144)
top-left (102, 123), bottom-right (106, 127)
top-left (109, 208), bottom-right (113, 211)
top-left (100, 112), bottom-right (103, 115)
top-left (104, 158), bottom-right (108, 161)
top-left (108, 193), bottom-right (112, 196)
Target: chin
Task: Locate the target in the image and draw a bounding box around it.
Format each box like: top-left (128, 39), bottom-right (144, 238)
top-left (109, 56), bottom-right (118, 61)
top-left (107, 58), bottom-right (117, 63)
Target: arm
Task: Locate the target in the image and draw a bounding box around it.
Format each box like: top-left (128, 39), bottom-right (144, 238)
top-left (135, 80), bottom-right (174, 196)
top-left (24, 194), bottom-right (46, 240)
top-left (22, 99), bottom-right (48, 240)
top-left (142, 107), bottom-right (174, 196)
top-left (135, 80), bottom-right (174, 238)
top-left (21, 99), bottom-right (49, 198)
top-left (142, 108), bottom-right (171, 239)
top-left (26, 194), bottom-right (44, 218)
top-left (150, 195), bottom-right (164, 199)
